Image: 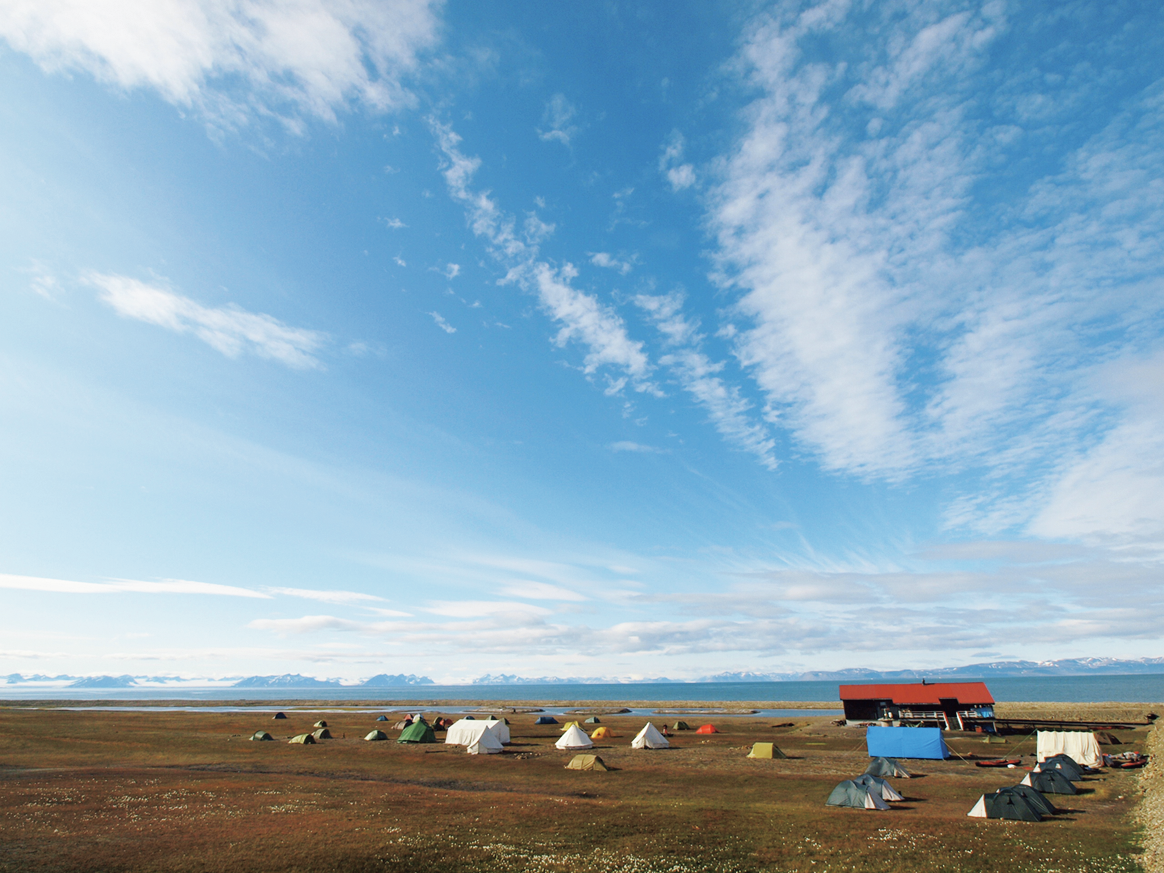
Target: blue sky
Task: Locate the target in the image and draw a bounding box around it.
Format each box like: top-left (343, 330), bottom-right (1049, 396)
top-left (1, 0), bottom-right (1162, 683)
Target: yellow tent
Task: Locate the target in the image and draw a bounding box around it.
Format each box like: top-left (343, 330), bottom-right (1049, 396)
top-left (559, 720), bottom-right (582, 732)
top-left (565, 754), bottom-right (609, 771)
top-left (747, 742), bottom-right (786, 759)
top-left (591, 726), bottom-right (618, 739)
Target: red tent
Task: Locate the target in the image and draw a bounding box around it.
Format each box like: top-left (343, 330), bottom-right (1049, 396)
top-left (695, 724), bottom-right (718, 734)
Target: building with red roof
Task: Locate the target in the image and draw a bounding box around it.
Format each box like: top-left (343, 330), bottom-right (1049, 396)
top-left (838, 681), bottom-right (995, 730)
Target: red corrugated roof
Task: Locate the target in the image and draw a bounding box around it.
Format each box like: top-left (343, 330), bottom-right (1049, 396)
top-left (838, 682), bottom-right (994, 705)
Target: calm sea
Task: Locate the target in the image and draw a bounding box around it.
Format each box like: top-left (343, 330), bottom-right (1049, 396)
top-left (2, 674), bottom-right (1162, 703)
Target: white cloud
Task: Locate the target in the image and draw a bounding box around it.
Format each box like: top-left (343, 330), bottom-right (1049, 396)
top-left (609, 440), bottom-right (663, 454)
top-left (422, 600), bottom-right (554, 618)
top-left (91, 272), bottom-right (326, 368)
top-left (588, 252), bottom-right (636, 275)
top-left (659, 131), bottom-right (695, 191)
top-left (442, 262), bottom-right (460, 279)
top-left (248, 614), bottom-right (362, 634)
top-left (537, 93), bottom-right (578, 145)
top-left (267, 586), bottom-right (385, 605)
top-left (635, 291), bottom-right (777, 470)
top-left (704, 0), bottom-right (1164, 528)
top-left (428, 311), bottom-right (456, 333)
top-left (432, 121), bottom-right (656, 395)
top-left (0, 0), bottom-right (442, 130)
top-left (498, 580), bottom-right (587, 602)
top-left (382, 217), bottom-right (407, 229)
top-left (0, 573), bottom-right (269, 598)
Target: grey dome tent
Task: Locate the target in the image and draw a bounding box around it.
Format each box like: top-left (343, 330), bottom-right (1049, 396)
top-left (826, 780), bottom-right (890, 810)
top-left (250, 731), bottom-right (274, 741)
top-left (851, 774), bottom-right (904, 802)
top-left (1022, 770), bottom-right (1077, 795)
top-left (398, 720), bottom-right (438, 744)
top-left (967, 790), bottom-right (1043, 821)
top-left (584, 717), bottom-right (601, 724)
top-left (535, 716), bottom-right (559, 725)
top-left (364, 730), bottom-right (388, 741)
top-left (864, 756), bottom-right (912, 778)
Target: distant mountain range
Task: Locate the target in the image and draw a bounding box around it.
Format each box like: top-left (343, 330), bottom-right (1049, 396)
top-left (3, 658), bottom-right (1162, 687)
top-left (468, 657), bottom-right (1164, 684)
top-left (1, 672), bottom-right (434, 687)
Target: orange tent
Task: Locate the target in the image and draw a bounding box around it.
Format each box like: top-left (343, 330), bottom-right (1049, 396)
top-left (695, 724), bottom-right (719, 734)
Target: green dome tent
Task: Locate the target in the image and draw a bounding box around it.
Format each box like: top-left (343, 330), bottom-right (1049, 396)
top-left (398, 720), bottom-right (438, 744)
top-left (672, 721), bottom-right (691, 731)
top-left (250, 731), bottom-right (274, 741)
top-left (313, 720), bottom-right (328, 728)
top-left (584, 717), bottom-right (601, 724)
top-left (1036, 754), bottom-right (1084, 781)
top-left (289, 733), bottom-right (316, 744)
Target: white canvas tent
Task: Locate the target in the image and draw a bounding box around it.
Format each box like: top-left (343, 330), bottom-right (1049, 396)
top-left (1036, 731), bottom-right (1101, 767)
top-left (467, 732), bottom-right (504, 755)
top-left (631, 723), bottom-right (670, 749)
top-left (556, 724), bottom-right (594, 750)
top-left (446, 718), bottom-right (510, 746)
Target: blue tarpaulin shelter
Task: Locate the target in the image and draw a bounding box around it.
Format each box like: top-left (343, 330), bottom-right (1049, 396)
top-left (866, 726), bottom-right (949, 759)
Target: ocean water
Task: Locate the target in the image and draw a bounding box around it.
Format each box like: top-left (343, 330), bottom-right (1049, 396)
top-left (3, 674), bottom-right (1162, 703)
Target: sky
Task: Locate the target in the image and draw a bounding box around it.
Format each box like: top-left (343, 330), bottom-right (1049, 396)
top-left (1, 0), bottom-right (1162, 683)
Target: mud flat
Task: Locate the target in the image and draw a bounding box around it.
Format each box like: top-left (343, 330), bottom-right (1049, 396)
top-left (0, 701), bottom-right (1156, 873)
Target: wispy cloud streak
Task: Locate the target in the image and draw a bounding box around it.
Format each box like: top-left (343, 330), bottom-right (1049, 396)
top-left (91, 273), bottom-right (326, 368)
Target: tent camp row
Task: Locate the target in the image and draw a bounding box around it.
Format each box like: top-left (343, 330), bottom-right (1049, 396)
top-left (967, 751), bottom-right (1089, 821)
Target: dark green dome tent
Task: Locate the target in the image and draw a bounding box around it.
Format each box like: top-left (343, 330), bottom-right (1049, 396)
top-left (967, 790), bottom-right (1043, 821)
top-left (1022, 770), bottom-right (1077, 795)
top-left (535, 716), bottom-right (559, 725)
top-left (1037, 754), bottom-right (1084, 781)
top-left (272, 712), bottom-right (287, 720)
top-left (250, 731), bottom-right (274, 741)
top-left (672, 721), bottom-right (691, 731)
top-left (312, 728), bottom-right (332, 740)
top-left (1002, 785), bottom-right (1057, 817)
top-left (398, 720), bottom-right (438, 744)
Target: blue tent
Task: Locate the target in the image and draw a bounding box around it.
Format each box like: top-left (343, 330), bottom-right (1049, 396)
top-left (866, 726), bottom-right (949, 760)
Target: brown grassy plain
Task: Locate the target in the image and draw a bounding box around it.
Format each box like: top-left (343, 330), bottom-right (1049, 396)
top-left (0, 703), bottom-right (1155, 873)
